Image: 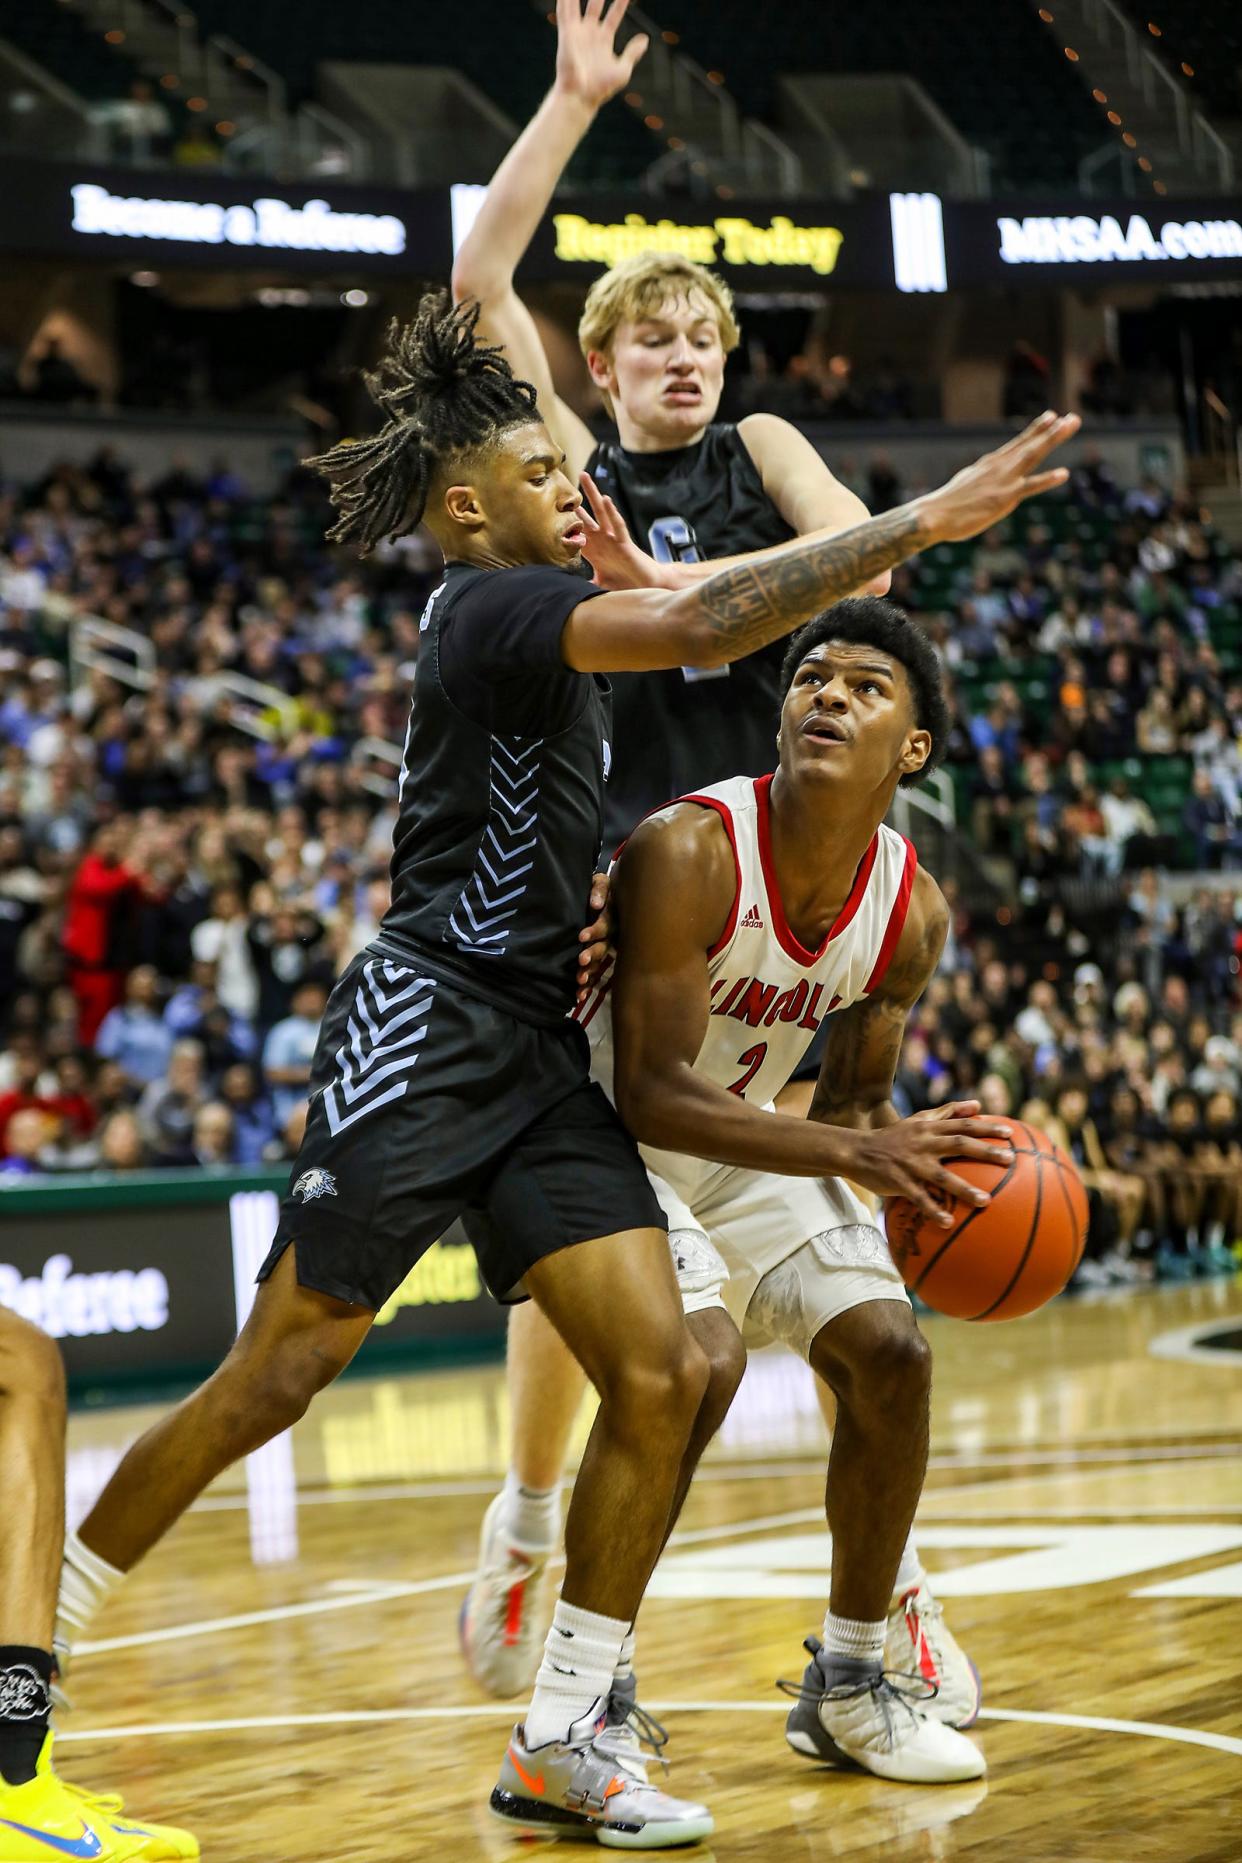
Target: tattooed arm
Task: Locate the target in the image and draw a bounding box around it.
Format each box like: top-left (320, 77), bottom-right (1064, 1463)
top-left (809, 867), bottom-right (949, 1134)
top-left (562, 412), bottom-right (1080, 674)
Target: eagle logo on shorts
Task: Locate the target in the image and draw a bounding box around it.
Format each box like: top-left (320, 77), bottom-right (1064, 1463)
top-left (293, 1168), bottom-right (337, 1202)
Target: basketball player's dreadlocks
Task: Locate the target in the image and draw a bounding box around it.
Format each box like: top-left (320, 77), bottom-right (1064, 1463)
top-left (305, 292), bottom-right (540, 556)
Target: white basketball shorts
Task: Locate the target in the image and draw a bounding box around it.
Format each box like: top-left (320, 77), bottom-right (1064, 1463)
top-left (651, 1162), bottom-right (909, 1364)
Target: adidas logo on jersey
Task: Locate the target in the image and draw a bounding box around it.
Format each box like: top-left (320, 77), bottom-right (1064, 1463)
top-left (739, 903), bottom-right (764, 930)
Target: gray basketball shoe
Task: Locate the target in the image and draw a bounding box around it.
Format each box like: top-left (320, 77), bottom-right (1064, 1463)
top-left (781, 1637), bottom-right (986, 1784)
top-left (491, 1701), bottom-right (712, 1849)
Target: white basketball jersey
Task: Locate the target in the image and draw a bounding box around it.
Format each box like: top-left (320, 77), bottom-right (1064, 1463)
top-left (583, 772), bottom-right (916, 1124)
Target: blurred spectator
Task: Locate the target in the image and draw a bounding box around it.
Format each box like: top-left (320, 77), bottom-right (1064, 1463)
top-left (26, 338), bottom-right (97, 407)
top-left (262, 979), bottom-right (326, 1125)
top-left (190, 888), bottom-right (259, 1025)
top-left (1183, 768), bottom-right (1242, 870)
top-left (62, 825), bottom-right (164, 1042)
top-left (92, 78), bottom-right (173, 162)
top-left (0, 1107), bottom-right (50, 1177)
top-left (174, 123), bottom-right (222, 169)
top-left (96, 1108), bottom-right (148, 1171)
top-left (218, 1062), bottom-right (275, 1165)
top-left (136, 1038), bottom-right (206, 1164)
top-left (1003, 339), bottom-right (1050, 418)
top-left (191, 1101), bottom-right (236, 1165)
top-left (95, 965), bottom-right (173, 1088)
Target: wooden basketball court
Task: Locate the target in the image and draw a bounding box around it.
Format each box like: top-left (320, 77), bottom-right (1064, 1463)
top-left (59, 1279), bottom-right (1242, 1860)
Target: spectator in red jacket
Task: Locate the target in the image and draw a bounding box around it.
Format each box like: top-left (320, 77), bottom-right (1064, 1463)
top-left (61, 823), bottom-right (160, 1042)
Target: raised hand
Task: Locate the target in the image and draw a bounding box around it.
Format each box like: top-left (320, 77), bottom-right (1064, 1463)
top-left (580, 472), bottom-right (671, 589)
top-left (846, 1100), bottom-right (1015, 1227)
top-left (922, 411), bottom-right (1081, 543)
top-left (555, 0), bottom-right (649, 110)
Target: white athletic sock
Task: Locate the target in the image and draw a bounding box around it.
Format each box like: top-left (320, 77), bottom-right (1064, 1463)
top-left (821, 1610), bottom-right (885, 1671)
top-left (614, 1625), bottom-right (637, 1684)
top-left (501, 1468), bottom-right (561, 1556)
top-left (893, 1534), bottom-right (925, 1596)
top-left (56, 1532), bottom-right (125, 1652)
top-left (524, 1600), bottom-right (626, 1749)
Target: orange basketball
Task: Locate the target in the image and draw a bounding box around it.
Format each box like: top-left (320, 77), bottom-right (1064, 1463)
top-left (884, 1120), bottom-right (1088, 1321)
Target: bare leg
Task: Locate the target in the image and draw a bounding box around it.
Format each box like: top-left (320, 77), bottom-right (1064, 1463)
top-left (809, 1301), bottom-right (932, 1622)
top-left (0, 1312), bottom-right (66, 1649)
top-left (506, 1297), bottom-right (588, 1490)
top-left (661, 1307), bottom-right (747, 1541)
top-left (77, 1249), bottom-right (374, 1572)
top-left (814, 1373), bottom-right (838, 1438)
top-left (525, 1228), bottom-right (708, 1622)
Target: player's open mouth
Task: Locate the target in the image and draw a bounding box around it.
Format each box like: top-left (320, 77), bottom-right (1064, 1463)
top-left (802, 718), bottom-right (848, 744)
top-left (663, 384), bottom-right (701, 402)
top-left (561, 524), bottom-right (586, 548)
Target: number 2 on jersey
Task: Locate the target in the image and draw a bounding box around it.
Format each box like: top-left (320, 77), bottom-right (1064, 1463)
top-left (727, 1042), bottom-right (768, 1096)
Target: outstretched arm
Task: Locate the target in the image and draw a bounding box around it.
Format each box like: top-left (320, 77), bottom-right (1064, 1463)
top-left (610, 813), bottom-right (1014, 1222)
top-left (584, 415), bottom-right (891, 594)
top-left (563, 410), bottom-right (1080, 673)
top-left (451, 0), bottom-right (647, 476)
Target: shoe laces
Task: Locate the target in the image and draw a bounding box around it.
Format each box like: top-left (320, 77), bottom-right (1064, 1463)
top-left (594, 1694), bottom-right (671, 1778)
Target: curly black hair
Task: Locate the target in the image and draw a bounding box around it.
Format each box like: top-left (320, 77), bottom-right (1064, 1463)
top-left (779, 597), bottom-right (950, 788)
top-left (304, 292), bottom-right (540, 555)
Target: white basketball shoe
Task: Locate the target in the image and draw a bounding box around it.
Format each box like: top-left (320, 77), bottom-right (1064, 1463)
top-left (783, 1638), bottom-right (986, 1784)
top-left (459, 1491), bottom-right (555, 1697)
top-left (885, 1577), bottom-right (982, 1728)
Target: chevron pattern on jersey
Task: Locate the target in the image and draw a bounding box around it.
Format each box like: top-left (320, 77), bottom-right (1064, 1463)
top-left (448, 737), bottom-right (543, 958)
top-left (323, 959), bottom-right (437, 1136)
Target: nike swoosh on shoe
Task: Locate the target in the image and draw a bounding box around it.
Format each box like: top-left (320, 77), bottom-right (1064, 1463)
top-left (0, 1818), bottom-right (104, 1859)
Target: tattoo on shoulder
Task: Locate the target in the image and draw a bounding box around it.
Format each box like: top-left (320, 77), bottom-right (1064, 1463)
top-left (697, 508), bottom-right (921, 655)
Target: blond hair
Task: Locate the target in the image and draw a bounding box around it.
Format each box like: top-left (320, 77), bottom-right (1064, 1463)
top-left (577, 251), bottom-right (740, 363)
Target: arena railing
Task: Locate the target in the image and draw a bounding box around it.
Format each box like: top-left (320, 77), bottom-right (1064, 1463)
top-left (68, 610), bottom-right (301, 742)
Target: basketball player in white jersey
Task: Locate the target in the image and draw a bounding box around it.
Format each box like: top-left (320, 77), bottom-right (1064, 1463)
top-left (454, 0), bottom-right (984, 1719)
top-left (576, 597), bottom-right (997, 1783)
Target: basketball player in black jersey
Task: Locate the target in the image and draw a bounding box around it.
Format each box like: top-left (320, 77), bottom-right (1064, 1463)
top-left (54, 291), bottom-right (1074, 1847)
top-left (451, 0), bottom-right (1000, 1719)
top-left (452, 0), bottom-right (887, 849)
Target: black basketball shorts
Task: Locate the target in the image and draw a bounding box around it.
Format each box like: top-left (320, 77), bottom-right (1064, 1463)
top-left (258, 948), bottom-right (666, 1310)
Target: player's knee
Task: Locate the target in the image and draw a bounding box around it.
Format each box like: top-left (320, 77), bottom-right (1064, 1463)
top-left (811, 1305), bottom-right (931, 1410)
top-left (222, 1334), bottom-right (346, 1436)
top-left (603, 1329), bottom-right (709, 1435)
top-left (868, 1321), bottom-right (932, 1410)
top-left (698, 1321), bottom-right (746, 1429)
top-left (0, 1315), bottom-right (66, 1413)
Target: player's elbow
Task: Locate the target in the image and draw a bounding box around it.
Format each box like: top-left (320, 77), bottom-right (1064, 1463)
top-left (614, 1068), bottom-right (678, 1148)
top-left (450, 252), bottom-right (498, 309)
top-left (862, 570), bottom-right (892, 597)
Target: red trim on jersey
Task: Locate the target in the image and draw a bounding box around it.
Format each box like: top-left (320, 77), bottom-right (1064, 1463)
top-left (680, 793), bottom-right (742, 959)
top-left (575, 958), bottom-right (614, 1030)
top-left (753, 774), bottom-right (878, 970)
top-left (864, 837), bottom-right (918, 995)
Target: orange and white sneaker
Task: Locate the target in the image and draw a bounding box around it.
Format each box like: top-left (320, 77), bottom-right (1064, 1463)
top-left (0, 1734), bottom-right (197, 1861)
top-left (885, 1578), bottom-right (982, 1729)
top-left (460, 1492), bottom-right (555, 1698)
top-left (490, 1704), bottom-right (712, 1848)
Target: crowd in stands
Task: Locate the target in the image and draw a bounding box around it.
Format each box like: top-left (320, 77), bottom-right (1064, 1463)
top-left (0, 440), bottom-right (1238, 1284)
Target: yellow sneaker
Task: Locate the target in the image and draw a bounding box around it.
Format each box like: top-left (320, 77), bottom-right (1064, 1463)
top-left (0, 1737), bottom-right (197, 1862)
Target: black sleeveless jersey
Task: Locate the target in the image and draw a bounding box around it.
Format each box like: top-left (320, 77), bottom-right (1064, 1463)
top-left (374, 561), bottom-right (612, 1026)
top-left (587, 423), bottom-right (796, 845)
